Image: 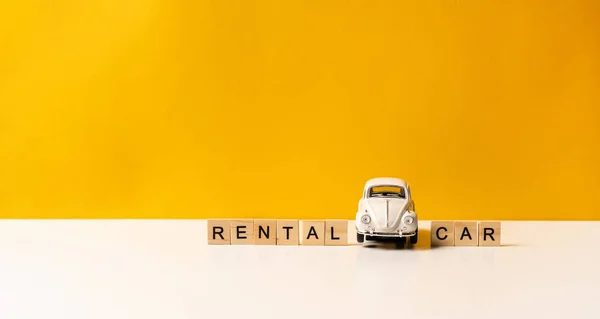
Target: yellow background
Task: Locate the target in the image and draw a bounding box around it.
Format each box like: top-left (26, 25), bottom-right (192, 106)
top-left (1, 1), bottom-right (599, 220)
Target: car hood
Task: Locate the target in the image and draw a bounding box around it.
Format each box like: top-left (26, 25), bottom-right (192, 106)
top-left (364, 198), bottom-right (409, 230)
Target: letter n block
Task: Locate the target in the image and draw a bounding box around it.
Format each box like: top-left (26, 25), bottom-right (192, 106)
top-left (254, 219), bottom-right (277, 245)
top-left (300, 220), bottom-right (325, 246)
top-left (230, 219), bottom-right (254, 245)
top-left (207, 219), bottom-right (230, 245)
top-left (430, 221), bottom-right (455, 246)
top-left (478, 221), bottom-right (501, 246)
top-left (277, 219), bottom-right (299, 245)
top-left (455, 221), bottom-right (478, 246)
top-left (325, 220), bottom-right (348, 246)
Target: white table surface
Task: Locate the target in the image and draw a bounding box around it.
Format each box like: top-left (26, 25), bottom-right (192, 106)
top-left (0, 220), bottom-right (598, 319)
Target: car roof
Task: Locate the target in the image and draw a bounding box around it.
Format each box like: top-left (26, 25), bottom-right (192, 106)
top-left (364, 177), bottom-right (408, 189)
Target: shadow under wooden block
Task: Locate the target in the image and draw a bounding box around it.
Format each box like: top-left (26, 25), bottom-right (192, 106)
top-left (478, 221), bottom-right (501, 246)
top-left (300, 220), bottom-right (325, 246)
top-left (254, 219), bottom-right (277, 245)
top-left (207, 219), bottom-right (231, 245)
top-left (455, 221), bottom-right (478, 246)
top-left (276, 219), bottom-right (299, 245)
top-left (230, 219), bottom-right (254, 245)
top-left (325, 220), bottom-right (348, 246)
top-left (430, 221), bottom-right (455, 246)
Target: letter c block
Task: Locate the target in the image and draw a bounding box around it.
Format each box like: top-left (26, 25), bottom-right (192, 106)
top-left (431, 221), bottom-right (455, 246)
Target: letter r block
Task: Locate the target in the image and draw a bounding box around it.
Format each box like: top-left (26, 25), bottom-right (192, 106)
top-left (230, 219), bottom-right (254, 245)
top-left (478, 221), bottom-right (501, 246)
top-left (207, 219), bottom-right (231, 245)
top-left (431, 221), bottom-right (455, 246)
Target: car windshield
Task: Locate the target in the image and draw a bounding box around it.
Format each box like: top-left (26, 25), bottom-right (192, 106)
top-left (368, 185), bottom-right (406, 199)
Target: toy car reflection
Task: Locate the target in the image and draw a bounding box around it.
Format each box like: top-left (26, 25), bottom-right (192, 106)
top-left (355, 177), bottom-right (418, 247)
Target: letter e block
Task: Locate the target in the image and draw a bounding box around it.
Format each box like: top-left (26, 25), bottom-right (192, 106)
top-left (431, 221), bottom-right (455, 246)
top-left (230, 219), bottom-right (254, 245)
top-left (325, 220), bottom-right (348, 246)
top-left (300, 220), bottom-right (325, 246)
top-left (478, 221), bottom-right (501, 246)
top-left (277, 219), bottom-right (299, 245)
top-left (455, 221), bottom-right (478, 246)
top-left (207, 219), bottom-right (230, 245)
top-left (254, 219), bottom-right (277, 245)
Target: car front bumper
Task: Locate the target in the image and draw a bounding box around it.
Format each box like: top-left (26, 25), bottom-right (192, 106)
top-left (356, 229), bottom-right (417, 238)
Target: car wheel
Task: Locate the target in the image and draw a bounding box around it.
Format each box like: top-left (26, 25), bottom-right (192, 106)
top-left (395, 237), bottom-right (406, 248)
top-left (410, 230), bottom-right (418, 245)
top-left (357, 233), bottom-right (364, 243)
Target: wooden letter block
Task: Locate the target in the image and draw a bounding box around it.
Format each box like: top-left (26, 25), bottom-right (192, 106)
top-left (254, 219), bottom-right (277, 245)
top-left (455, 221), bottom-right (478, 246)
top-left (230, 219), bottom-right (254, 245)
top-left (300, 220), bottom-right (325, 246)
top-left (207, 219), bottom-right (230, 245)
top-left (430, 221), bottom-right (455, 246)
top-left (478, 221), bottom-right (501, 246)
top-left (276, 219), bottom-right (299, 245)
top-left (325, 220), bottom-right (348, 246)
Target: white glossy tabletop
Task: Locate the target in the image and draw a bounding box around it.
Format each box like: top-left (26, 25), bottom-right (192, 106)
top-left (0, 220), bottom-right (598, 319)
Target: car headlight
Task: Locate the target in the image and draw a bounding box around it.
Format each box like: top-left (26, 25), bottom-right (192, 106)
top-left (361, 215), bottom-right (371, 224)
top-left (404, 216), bottom-right (414, 225)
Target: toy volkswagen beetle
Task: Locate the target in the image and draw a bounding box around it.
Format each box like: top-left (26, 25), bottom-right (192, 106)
top-left (355, 177), bottom-right (418, 247)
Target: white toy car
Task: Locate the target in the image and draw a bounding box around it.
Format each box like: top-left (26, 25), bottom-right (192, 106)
top-left (355, 177), bottom-right (418, 247)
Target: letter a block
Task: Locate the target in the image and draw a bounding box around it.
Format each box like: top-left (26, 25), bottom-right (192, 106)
top-left (431, 221), bottom-right (455, 246)
top-left (207, 219), bottom-right (231, 245)
top-left (455, 221), bottom-right (478, 246)
top-left (478, 221), bottom-right (501, 246)
top-left (300, 220), bottom-right (325, 246)
top-left (277, 219), bottom-right (299, 245)
top-left (230, 219), bottom-right (254, 245)
top-left (254, 219), bottom-right (277, 245)
top-left (325, 220), bottom-right (348, 246)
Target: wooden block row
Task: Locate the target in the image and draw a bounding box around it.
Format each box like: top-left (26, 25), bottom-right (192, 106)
top-left (431, 221), bottom-right (501, 246)
top-left (207, 219), bottom-right (349, 246)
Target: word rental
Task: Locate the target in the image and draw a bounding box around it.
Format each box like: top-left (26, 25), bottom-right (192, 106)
top-left (207, 219), bottom-right (350, 246)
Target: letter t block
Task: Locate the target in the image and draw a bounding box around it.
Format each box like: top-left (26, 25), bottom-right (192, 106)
top-left (277, 219), bottom-right (299, 245)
